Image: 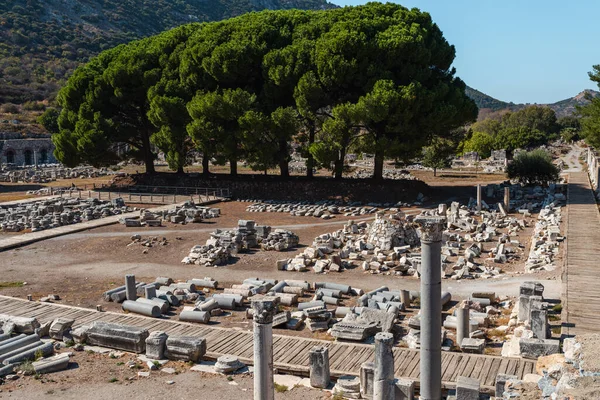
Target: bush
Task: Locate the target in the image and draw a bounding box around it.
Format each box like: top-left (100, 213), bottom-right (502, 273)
top-left (1, 103), bottom-right (19, 113)
top-left (506, 149), bottom-right (560, 185)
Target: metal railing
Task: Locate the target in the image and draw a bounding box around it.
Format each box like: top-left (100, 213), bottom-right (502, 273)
top-left (57, 189), bottom-right (223, 205)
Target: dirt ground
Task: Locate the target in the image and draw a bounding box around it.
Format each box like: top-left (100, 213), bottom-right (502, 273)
top-left (0, 350), bottom-right (328, 400)
top-left (0, 171), bottom-right (566, 398)
top-left (0, 199), bottom-right (561, 316)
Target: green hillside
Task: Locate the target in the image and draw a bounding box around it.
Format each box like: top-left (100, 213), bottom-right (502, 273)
top-left (0, 0), bottom-right (335, 104)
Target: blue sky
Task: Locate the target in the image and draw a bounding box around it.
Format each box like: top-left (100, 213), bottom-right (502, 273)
top-left (330, 1), bottom-right (599, 104)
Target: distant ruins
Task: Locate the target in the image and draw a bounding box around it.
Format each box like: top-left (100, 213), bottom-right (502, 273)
top-left (0, 133), bottom-right (56, 166)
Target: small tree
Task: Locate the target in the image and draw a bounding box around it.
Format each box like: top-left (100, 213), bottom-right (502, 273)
top-left (506, 149), bottom-right (560, 185)
top-left (38, 108), bottom-right (60, 133)
top-left (422, 138), bottom-right (456, 177)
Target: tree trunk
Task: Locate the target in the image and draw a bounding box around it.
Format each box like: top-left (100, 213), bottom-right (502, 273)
top-left (433, 167), bottom-right (437, 177)
top-left (141, 131), bottom-right (155, 174)
top-left (229, 155), bottom-right (237, 177)
top-left (373, 147), bottom-right (384, 181)
top-left (176, 166), bottom-right (185, 175)
top-left (279, 140), bottom-right (289, 178)
top-left (202, 153), bottom-right (210, 177)
top-left (333, 147), bottom-right (346, 180)
top-left (306, 121), bottom-right (315, 178)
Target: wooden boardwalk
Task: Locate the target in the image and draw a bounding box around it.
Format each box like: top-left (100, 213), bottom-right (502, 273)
top-left (0, 295), bottom-right (534, 391)
top-left (563, 171), bottom-right (600, 336)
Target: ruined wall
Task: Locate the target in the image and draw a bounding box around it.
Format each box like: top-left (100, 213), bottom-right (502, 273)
top-left (587, 147), bottom-right (600, 191)
top-left (1, 138), bottom-right (56, 166)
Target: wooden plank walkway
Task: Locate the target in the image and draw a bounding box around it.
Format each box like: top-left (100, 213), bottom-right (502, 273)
top-left (0, 295), bottom-right (534, 391)
top-left (563, 171), bottom-right (600, 336)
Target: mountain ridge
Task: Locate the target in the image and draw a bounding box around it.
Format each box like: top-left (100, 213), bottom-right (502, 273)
top-left (466, 86), bottom-right (599, 118)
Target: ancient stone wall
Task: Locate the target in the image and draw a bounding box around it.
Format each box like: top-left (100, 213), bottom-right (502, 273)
top-left (1, 138), bottom-right (56, 166)
top-left (587, 147), bottom-right (600, 191)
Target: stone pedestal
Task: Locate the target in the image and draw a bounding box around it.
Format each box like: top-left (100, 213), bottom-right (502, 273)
top-left (400, 290), bottom-right (410, 307)
top-left (309, 346), bottom-right (330, 389)
top-left (530, 309), bottom-right (548, 339)
top-left (394, 379), bottom-right (414, 400)
top-left (374, 332), bottom-right (395, 400)
top-left (144, 284), bottom-right (156, 299)
top-left (415, 216), bottom-right (446, 400)
top-left (456, 305), bottom-right (470, 349)
top-left (456, 376), bottom-right (480, 400)
top-left (125, 274), bottom-right (137, 301)
top-left (360, 362), bottom-right (375, 399)
top-left (252, 298), bottom-right (278, 400)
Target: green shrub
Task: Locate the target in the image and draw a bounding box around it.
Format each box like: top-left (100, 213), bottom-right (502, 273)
top-left (506, 149), bottom-right (560, 185)
top-left (274, 383), bottom-right (288, 393)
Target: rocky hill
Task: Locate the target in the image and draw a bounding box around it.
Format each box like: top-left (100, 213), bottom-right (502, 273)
top-left (466, 86), bottom-right (600, 118)
top-left (0, 0), bottom-right (335, 105)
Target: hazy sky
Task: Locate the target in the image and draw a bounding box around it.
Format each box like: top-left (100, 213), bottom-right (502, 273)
top-left (330, 0), bottom-right (599, 104)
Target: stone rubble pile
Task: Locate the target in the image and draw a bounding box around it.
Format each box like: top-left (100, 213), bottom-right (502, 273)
top-left (244, 200), bottom-right (385, 219)
top-left (500, 282), bottom-right (561, 361)
top-left (346, 168), bottom-right (417, 180)
top-left (499, 320), bottom-right (594, 399)
top-left (0, 165), bottom-right (115, 183)
top-left (0, 314), bottom-right (75, 379)
top-left (158, 201), bottom-right (220, 224)
top-left (182, 220), bottom-right (296, 266)
top-left (182, 244), bottom-right (232, 267)
top-left (278, 213), bottom-right (420, 274)
top-left (1, 197), bottom-right (131, 232)
top-left (127, 235), bottom-right (169, 252)
top-left (260, 229), bottom-right (299, 251)
top-left (525, 204), bottom-right (563, 273)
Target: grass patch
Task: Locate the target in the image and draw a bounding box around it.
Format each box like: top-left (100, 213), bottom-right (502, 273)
top-left (487, 329), bottom-right (507, 340)
top-left (108, 377), bottom-right (118, 383)
top-left (153, 361), bottom-right (161, 368)
top-left (227, 376), bottom-right (234, 381)
top-left (116, 362), bottom-right (124, 366)
top-left (484, 348), bottom-right (497, 356)
top-left (332, 392), bottom-right (345, 400)
top-left (64, 339), bottom-right (75, 348)
top-left (551, 326), bottom-right (562, 335)
top-left (548, 314), bottom-right (561, 322)
top-left (552, 304), bottom-right (563, 313)
top-left (0, 281), bottom-right (24, 289)
top-left (19, 360), bottom-right (35, 376)
top-left (34, 349), bottom-right (44, 361)
top-left (274, 383), bottom-right (288, 393)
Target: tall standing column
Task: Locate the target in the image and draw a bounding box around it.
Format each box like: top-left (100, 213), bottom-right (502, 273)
top-left (252, 298), bottom-right (278, 400)
top-left (373, 332), bottom-right (395, 400)
top-left (416, 215), bottom-right (446, 400)
top-left (125, 274), bottom-right (137, 301)
top-left (476, 184), bottom-right (482, 212)
top-left (504, 187), bottom-right (510, 212)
